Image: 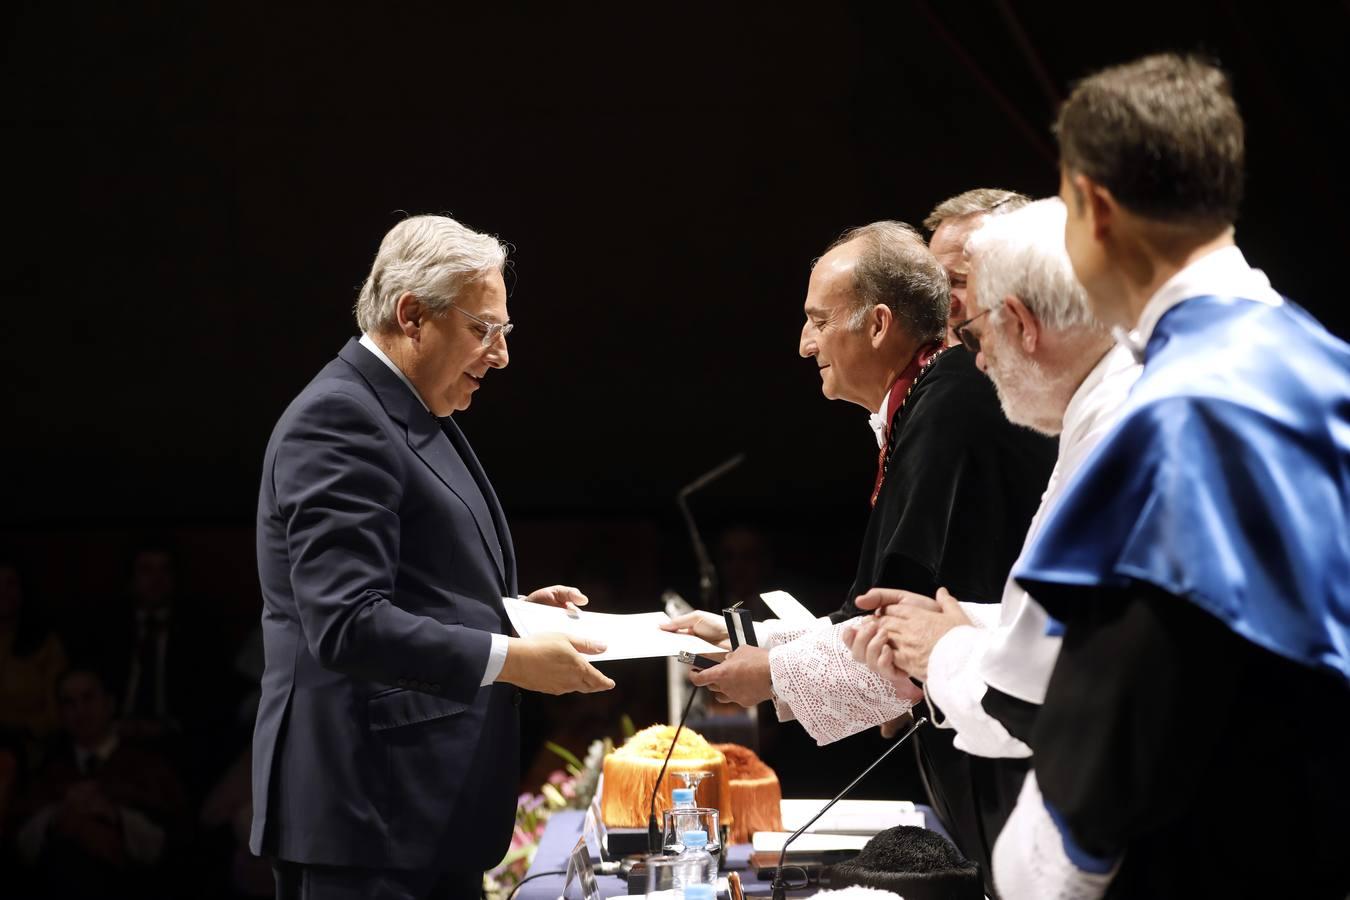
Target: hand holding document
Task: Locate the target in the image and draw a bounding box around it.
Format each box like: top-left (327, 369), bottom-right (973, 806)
top-left (503, 597), bottom-right (727, 663)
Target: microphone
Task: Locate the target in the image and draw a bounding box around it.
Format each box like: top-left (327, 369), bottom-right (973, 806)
top-left (647, 683), bottom-right (700, 853)
top-left (676, 453), bottom-right (746, 608)
top-left (770, 716), bottom-right (928, 900)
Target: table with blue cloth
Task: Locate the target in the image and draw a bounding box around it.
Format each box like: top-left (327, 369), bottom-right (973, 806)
top-left (516, 806), bottom-right (948, 899)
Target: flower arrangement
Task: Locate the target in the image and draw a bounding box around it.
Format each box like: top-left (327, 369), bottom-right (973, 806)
top-left (483, 717), bottom-right (634, 899)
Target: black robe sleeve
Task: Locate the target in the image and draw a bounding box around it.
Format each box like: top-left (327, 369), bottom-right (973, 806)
top-left (1029, 584), bottom-right (1350, 897)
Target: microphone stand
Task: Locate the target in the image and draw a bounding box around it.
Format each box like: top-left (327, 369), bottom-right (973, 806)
top-left (676, 453), bottom-right (745, 609)
top-left (770, 716), bottom-right (928, 900)
top-left (648, 685), bottom-right (700, 853)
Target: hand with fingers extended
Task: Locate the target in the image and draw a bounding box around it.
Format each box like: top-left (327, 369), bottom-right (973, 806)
top-left (687, 645), bottom-right (773, 707)
top-left (841, 616), bottom-right (925, 703)
top-left (660, 610), bottom-right (732, 649)
top-left (499, 633), bottom-right (616, 695)
top-left (525, 584), bottom-right (589, 616)
top-left (853, 587), bottom-right (942, 614)
top-left (850, 587), bottom-right (972, 680)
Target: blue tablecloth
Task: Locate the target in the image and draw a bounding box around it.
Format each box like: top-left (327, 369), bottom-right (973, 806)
top-left (517, 806), bottom-right (947, 899)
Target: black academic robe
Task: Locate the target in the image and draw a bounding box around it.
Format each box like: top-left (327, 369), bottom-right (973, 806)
top-left (829, 347), bottom-right (1057, 897)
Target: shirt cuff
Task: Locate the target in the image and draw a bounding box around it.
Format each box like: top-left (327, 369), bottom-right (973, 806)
top-left (481, 633), bottom-right (510, 686)
top-left (959, 600), bottom-right (1002, 630)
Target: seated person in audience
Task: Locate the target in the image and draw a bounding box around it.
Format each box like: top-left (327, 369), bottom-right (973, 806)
top-left (14, 666), bottom-right (187, 899)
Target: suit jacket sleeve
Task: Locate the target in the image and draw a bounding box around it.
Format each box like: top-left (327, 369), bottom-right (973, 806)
top-left (271, 389), bottom-right (492, 704)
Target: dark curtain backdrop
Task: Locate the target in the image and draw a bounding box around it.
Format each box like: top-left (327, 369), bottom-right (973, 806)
top-left (4, 1), bottom-right (1346, 526)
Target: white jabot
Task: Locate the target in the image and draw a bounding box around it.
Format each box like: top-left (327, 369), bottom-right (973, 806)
top-left (357, 333), bottom-right (509, 685)
top-left (75, 733), bottom-right (120, 775)
top-left (1113, 245), bottom-right (1282, 361)
top-left (867, 387), bottom-right (897, 449)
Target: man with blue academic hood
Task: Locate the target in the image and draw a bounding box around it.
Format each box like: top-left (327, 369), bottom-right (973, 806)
top-left (992, 54), bottom-right (1350, 899)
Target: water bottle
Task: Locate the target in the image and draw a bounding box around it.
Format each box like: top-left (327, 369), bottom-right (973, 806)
top-left (662, 789), bottom-right (699, 855)
top-left (673, 829), bottom-right (714, 894)
top-left (681, 884), bottom-right (715, 900)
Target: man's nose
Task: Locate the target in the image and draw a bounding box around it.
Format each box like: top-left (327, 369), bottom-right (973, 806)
top-left (799, 325), bottom-right (815, 359)
top-left (486, 337), bottom-right (509, 368)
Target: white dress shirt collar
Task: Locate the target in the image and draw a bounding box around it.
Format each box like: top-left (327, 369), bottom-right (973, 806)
top-left (76, 733), bottom-right (120, 774)
top-left (358, 333), bottom-right (430, 413)
top-left (867, 386), bottom-right (899, 449)
top-left (1113, 244), bottom-right (1282, 361)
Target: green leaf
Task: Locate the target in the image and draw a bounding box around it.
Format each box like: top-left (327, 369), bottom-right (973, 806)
top-left (545, 740), bottom-right (583, 771)
top-left (620, 714), bottom-right (636, 739)
top-left (541, 783), bottom-right (567, 808)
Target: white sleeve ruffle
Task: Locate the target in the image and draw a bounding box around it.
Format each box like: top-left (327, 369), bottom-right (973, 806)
top-left (993, 773), bottom-right (1120, 900)
top-left (925, 624), bottom-right (1031, 759)
top-left (767, 620), bottom-right (914, 745)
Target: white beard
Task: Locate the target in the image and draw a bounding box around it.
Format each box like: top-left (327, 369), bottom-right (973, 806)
top-left (987, 347), bottom-right (1063, 436)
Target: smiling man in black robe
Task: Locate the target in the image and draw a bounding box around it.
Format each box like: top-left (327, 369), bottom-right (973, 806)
top-left (668, 220), bottom-right (1056, 894)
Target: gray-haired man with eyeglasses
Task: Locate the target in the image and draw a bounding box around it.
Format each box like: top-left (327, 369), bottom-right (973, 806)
top-left (251, 214), bottom-right (614, 900)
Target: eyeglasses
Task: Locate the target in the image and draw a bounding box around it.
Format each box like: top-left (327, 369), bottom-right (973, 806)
top-left (450, 305), bottom-right (513, 348)
top-left (952, 307), bottom-right (992, 353)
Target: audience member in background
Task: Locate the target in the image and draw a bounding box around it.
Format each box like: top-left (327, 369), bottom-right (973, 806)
top-left (924, 189), bottom-right (1030, 346)
top-left (15, 666), bottom-right (187, 899)
top-left (0, 557), bottom-right (68, 755)
top-left (86, 540), bottom-right (238, 799)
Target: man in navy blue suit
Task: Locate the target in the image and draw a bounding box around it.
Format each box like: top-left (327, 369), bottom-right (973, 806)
top-left (250, 215), bottom-right (615, 899)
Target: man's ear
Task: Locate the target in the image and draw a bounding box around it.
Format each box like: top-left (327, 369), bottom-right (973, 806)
top-left (1001, 295), bottom-right (1041, 354)
top-left (395, 292), bottom-right (423, 340)
top-left (870, 303), bottom-right (892, 348)
top-left (1077, 173), bottom-right (1117, 243)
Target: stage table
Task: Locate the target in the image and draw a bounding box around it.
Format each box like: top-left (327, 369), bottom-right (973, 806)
top-left (516, 805), bottom-right (948, 899)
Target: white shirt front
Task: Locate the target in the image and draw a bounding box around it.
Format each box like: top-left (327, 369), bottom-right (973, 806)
top-left (356, 334), bottom-right (509, 687)
top-left (923, 343), bottom-right (1142, 758)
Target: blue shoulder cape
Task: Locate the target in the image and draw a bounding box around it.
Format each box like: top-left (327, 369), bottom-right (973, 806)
top-left (1014, 295), bottom-right (1350, 681)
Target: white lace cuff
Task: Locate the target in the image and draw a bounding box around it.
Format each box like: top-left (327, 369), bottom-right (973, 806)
top-left (768, 621), bottom-right (915, 746)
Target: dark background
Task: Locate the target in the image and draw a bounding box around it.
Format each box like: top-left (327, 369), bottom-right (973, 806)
top-left (2, 0), bottom-right (1348, 890)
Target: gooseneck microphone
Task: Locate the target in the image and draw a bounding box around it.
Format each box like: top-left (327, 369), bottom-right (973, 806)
top-left (676, 453), bottom-right (746, 608)
top-left (770, 716), bottom-right (929, 900)
top-left (647, 684), bottom-right (701, 853)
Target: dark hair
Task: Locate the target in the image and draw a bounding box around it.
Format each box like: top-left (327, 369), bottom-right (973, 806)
top-left (125, 534), bottom-right (178, 574)
top-left (56, 664), bottom-right (115, 698)
top-left (923, 189), bottom-right (1031, 233)
top-left (1055, 53), bottom-right (1244, 227)
top-left (824, 221), bottom-right (949, 343)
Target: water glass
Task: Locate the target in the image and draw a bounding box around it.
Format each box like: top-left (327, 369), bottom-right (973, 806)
top-left (640, 854), bottom-right (683, 900)
top-left (661, 806), bottom-right (722, 870)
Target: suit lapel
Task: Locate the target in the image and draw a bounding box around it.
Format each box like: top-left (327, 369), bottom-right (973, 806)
top-left (440, 416), bottom-right (518, 595)
top-left (338, 339), bottom-right (509, 591)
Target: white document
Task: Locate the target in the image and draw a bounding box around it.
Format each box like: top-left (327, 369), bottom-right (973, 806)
top-left (759, 590), bottom-right (818, 624)
top-left (779, 799), bottom-right (923, 835)
top-left (502, 597), bottom-right (726, 663)
top-left (751, 831), bottom-right (871, 853)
